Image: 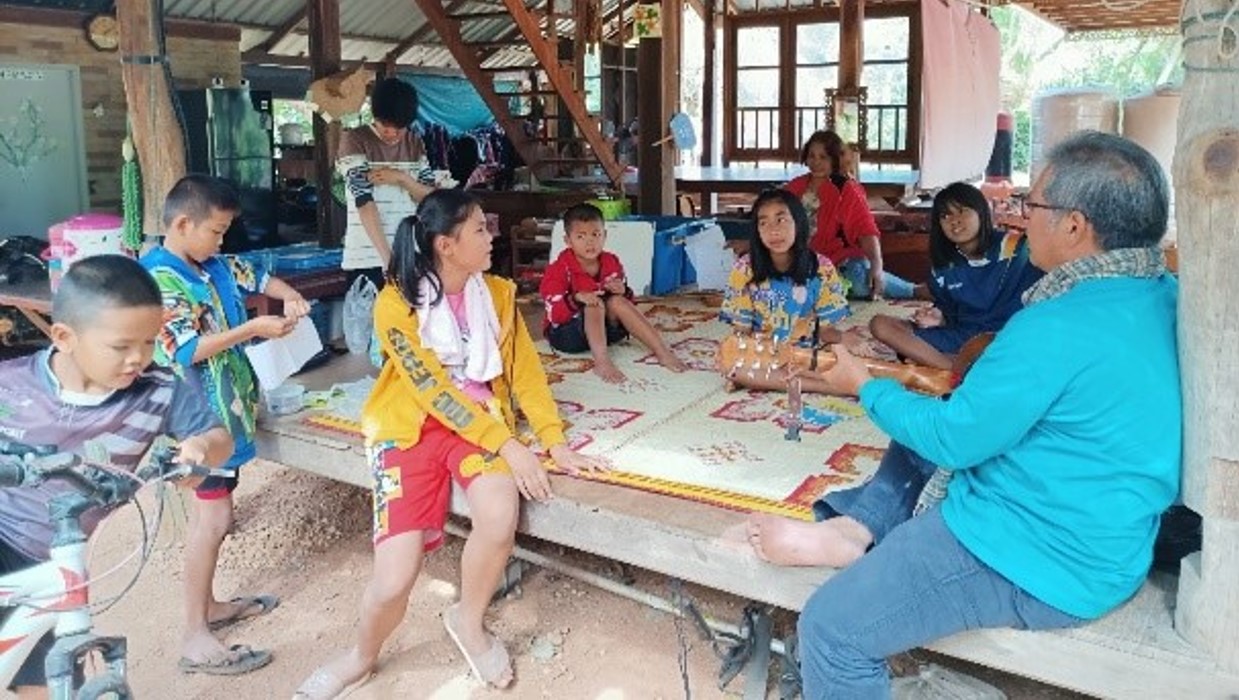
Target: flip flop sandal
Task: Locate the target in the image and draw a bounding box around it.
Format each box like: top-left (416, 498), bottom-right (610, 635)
top-left (209, 594), bottom-right (280, 632)
top-left (442, 604), bottom-right (512, 687)
top-left (292, 666), bottom-right (375, 700)
top-left (178, 644), bottom-right (273, 676)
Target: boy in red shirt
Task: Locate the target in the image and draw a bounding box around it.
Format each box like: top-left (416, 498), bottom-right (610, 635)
top-left (540, 204), bottom-right (687, 383)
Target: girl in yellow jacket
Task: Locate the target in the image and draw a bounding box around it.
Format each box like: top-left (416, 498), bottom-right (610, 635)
top-left (295, 189), bottom-right (605, 698)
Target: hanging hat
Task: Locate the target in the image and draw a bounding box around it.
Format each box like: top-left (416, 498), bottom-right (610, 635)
top-left (307, 66), bottom-right (376, 123)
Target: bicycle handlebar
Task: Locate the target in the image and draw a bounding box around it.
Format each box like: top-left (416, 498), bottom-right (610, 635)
top-left (0, 441), bottom-right (224, 505)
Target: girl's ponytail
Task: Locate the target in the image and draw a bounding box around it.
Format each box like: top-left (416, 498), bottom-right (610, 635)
top-left (387, 188), bottom-right (481, 311)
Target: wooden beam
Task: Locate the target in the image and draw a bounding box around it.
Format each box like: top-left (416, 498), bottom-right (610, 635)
top-left (500, 0), bottom-right (626, 184)
top-left (117, 0), bottom-right (187, 238)
top-left (251, 6), bottom-right (307, 55)
top-left (308, 0), bottom-right (344, 249)
top-left (702, 0), bottom-right (716, 166)
top-left (243, 51), bottom-right (386, 71)
top-left (410, 0), bottom-right (546, 176)
top-left (1, 5), bottom-right (241, 41)
top-left (1174, 0), bottom-right (1239, 675)
top-left (638, 38), bottom-right (669, 214)
top-left (840, 0), bottom-right (864, 91)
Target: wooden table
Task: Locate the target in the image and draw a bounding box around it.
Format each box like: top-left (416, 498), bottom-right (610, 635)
top-left (675, 166), bottom-right (920, 213)
top-left (543, 167), bottom-right (921, 214)
top-left (257, 355), bottom-right (1239, 700)
top-left (0, 268), bottom-right (350, 338)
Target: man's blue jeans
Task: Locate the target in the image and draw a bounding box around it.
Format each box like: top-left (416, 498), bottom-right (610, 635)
top-left (799, 443), bottom-right (1085, 699)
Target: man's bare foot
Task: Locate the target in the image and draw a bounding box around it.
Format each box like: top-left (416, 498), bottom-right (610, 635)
top-left (746, 514), bottom-right (872, 568)
top-left (592, 360), bottom-right (626, 383)
top-left (659, 354), bottom-right (689, 373)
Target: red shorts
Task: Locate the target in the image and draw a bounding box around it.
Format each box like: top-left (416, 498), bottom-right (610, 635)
top-left (369, 416), bottom-right (511, 552)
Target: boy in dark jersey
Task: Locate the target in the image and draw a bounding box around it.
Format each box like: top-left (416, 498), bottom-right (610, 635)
top-left (0, 256), bottom-right (240, 696)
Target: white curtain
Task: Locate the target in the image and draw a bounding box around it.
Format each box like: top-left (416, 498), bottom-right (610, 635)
top-left (918, 0), bottom-right (1002, 189)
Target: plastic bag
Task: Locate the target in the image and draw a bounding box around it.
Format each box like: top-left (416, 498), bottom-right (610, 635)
top-left (342, 275), bottom-right (378, 355)
top-left (892, 663), bottom-right (1006, 700)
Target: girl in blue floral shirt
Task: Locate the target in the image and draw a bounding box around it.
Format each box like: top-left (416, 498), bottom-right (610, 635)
top-left (719, 189), bottom-right (853, 393)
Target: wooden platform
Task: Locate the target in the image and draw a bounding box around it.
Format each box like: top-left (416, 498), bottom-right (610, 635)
top-left (257, 355), bottom-right (1239, 699)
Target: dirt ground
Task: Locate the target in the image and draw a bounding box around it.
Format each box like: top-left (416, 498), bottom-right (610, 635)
top-left (76, 460), bottom-right (1086, 700)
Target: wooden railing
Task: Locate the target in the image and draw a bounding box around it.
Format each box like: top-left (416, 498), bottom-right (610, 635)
top-left (733, 104), bottom-right (909, 157)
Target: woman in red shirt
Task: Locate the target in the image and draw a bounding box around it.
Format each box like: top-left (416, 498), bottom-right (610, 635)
top-left (784, 130), bottom-right (915, 299)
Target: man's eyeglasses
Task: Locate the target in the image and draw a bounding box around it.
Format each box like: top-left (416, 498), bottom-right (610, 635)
top-left (1021, 199), bottom-right (1075, 219)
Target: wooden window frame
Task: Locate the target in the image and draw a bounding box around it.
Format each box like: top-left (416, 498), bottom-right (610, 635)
top-left (723, 3), bottom-right (921, 167)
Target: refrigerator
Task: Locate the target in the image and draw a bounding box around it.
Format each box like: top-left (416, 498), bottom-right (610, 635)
top-left (177, 87), bottom-right (279, 253)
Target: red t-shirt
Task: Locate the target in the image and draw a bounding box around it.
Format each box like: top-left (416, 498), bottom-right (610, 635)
top-left (539, 248), bottom-right (633, 331)
top-left (784, 173), bottom-right (879, 265)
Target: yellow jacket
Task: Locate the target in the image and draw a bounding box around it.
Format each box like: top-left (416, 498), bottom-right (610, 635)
top-left (362, 275), bottom-right (567, 453)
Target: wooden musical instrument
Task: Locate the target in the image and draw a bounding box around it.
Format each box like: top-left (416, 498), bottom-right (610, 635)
top-left (716, 331), bottom-right (995, 397)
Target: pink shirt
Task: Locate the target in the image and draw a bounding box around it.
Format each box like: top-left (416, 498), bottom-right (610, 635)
top-left (446, 292), bottom-right (495, 403)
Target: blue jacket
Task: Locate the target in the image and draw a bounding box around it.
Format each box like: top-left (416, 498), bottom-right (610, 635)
top-left (929, 231), bottom-right (1043, 334)
top-left (861, 274), bottom-right (1181, 619)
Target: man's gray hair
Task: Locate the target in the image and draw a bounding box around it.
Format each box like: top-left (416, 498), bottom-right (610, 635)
top-left (1042, 131), bottom-right (1170, 251)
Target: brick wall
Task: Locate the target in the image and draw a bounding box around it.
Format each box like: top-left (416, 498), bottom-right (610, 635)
top-left (0, 22), bottom-right (240, 213)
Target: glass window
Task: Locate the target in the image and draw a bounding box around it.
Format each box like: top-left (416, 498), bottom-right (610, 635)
top-left (737, 68), bottom-right (781, 107)
top-left (863, 63), bottom-right (907, 104)
top-left (797, 23), bottom-right (840, 65)
top-left (864, 17), bottom-right (910, 61)
top-left (737, 26), bottom-right (780, 67)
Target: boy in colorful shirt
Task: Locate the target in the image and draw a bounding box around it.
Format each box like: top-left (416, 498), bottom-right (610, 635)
top-left (0, 256), bottom-right (237, 694)
top-left (540, 204), bottom-right (686, 383)
top-left (141, 175), bottom-right (309, 674)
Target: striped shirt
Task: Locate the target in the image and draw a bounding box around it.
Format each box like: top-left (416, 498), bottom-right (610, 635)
top-left (0, 349), bottom-right (219, 560)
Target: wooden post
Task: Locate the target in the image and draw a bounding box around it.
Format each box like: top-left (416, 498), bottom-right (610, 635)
top-left (656, 0), bottom-right (681, 213)
top-left (1173, 0), bottom-right (1239, 674)
top-left (840, 0), bottom-right (864, 91)
top-left (702, 0), bottom-right (716, 166)
top-left (637, 37), bottom-right (670, 214)
top-left (308, 0), bottom-right (344, 248)
top-left (117, 0), bottom-right (187, 238)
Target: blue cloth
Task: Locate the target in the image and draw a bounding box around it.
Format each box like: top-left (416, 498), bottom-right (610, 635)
top-left (859, 274), bottom-right (1181, 619)
top-left (837, 256), bottom-right (916, 299)
top-left (929, 231), bottom-right (1043, 337)
top-left (798, 507), bottom-right (1083, 699)
top-left (403, 73), bottom-right (497, 135)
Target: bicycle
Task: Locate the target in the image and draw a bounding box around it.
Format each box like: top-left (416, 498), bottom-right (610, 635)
top-left (0, 439), bottom-right (219, 699)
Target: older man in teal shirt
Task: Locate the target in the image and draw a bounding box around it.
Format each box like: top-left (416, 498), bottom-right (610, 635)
top-left (758, 132), bottom-right (1181, 699)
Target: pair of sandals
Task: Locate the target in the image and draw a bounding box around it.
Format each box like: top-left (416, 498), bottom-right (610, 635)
top-left (292, 604), bottom-right (510, 699)
top-left (178, 594), bottom-right (279, 676)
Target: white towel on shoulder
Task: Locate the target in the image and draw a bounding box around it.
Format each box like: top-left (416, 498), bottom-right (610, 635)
top-left (417, 273), bottom-right (503, 383)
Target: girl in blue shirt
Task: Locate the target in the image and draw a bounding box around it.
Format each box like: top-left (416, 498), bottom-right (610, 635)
top-left (869, 182), bottom-right (1042, 369)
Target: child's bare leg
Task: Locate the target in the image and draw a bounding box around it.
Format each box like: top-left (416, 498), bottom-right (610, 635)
top-left (604, 296), bottom-right (687, 372)
top-left (302, 531), bottom-right (427, 690)
top-left (457, 473), bottom-right (520, 687)
top-left (182, 495), bottom-right (249, 665)
top-left (583, 303), bottom-right (625, 383)
top-left (869, 314), bottom-right (952, 370)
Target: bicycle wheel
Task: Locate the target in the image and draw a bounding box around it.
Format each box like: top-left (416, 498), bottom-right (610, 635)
top-left (75, 672), bottom-right (133, 700)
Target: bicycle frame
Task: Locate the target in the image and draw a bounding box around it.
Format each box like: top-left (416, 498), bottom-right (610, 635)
top-left (0, 538), bottom-right (126, 697)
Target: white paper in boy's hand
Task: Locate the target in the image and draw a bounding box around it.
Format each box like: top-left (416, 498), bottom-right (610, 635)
top-left (244, 316), bottom-right (324, 392)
